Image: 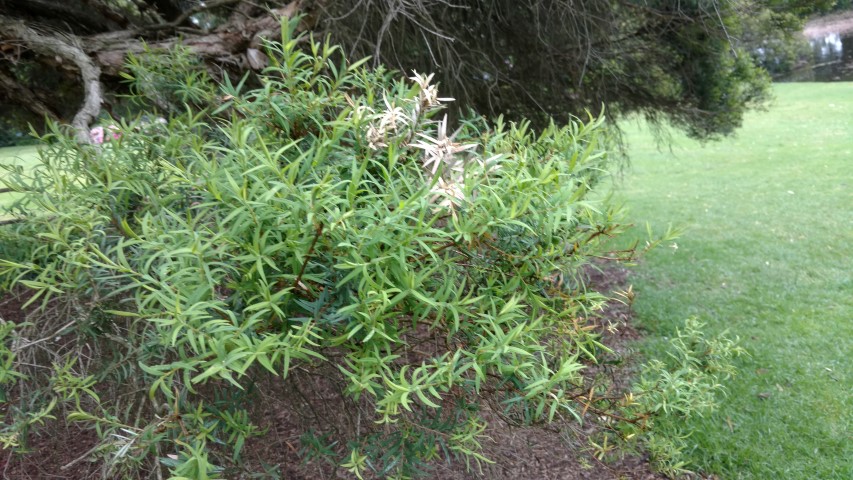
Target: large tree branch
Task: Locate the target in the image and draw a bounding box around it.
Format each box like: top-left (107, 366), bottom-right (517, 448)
top-left (0, 68), bottom-right (61, 122)
top-left (2, 0), bottom-right (118, 32)
top-left (85, 1), bottom-right (305, 75)
top-left (0, 16), bottom-right (103, 143)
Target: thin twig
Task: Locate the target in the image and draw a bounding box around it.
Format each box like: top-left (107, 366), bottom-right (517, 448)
top-left (12, 319), bottom-right (77, 352)
top-left (60, 443), bottom-right (103, 471)
top-left (294, 222), bottom-right (324, 291)
top-left (0, 218), bottom-right (26, 226)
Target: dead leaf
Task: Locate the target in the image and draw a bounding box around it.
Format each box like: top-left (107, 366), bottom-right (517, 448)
top-left (246, 48), bottom-right (269, 70)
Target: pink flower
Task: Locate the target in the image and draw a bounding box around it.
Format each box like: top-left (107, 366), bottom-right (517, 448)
top-left (107, 125), bottom-right (122, 140)
top-left (89, 126), bottom-right (105, 144)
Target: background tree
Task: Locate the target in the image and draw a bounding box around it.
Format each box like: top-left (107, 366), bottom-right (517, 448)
top-left (738, 0), bottom-right (842, 77)
top-left (320, 0), bottom-right (778, 139)
top-left (0, 0), bottom-right (841, 145)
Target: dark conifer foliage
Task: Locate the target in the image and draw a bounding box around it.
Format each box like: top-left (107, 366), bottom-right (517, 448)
top-left (0, 0), bottom-right (831, 142)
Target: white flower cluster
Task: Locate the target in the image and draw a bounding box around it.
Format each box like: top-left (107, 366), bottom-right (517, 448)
top-left (411, 114), bottom-right (478, 210)
top-left (357, 71), bottom-right (500, 211)
top-left (365, 95), bottom-right (409, 150)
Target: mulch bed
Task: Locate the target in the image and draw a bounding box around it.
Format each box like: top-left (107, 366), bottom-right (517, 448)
top-left (0, 289), bottom-right (102, 479)
top-left (0, 261), bottom-right (667, 479)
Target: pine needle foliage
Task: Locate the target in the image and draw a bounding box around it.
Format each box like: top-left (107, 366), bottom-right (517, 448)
top-left (0, 18), bottom-right (711, 479)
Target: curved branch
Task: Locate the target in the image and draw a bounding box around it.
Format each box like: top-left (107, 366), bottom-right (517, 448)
top-left (85, 1), bottom-right (306, 75)
top-left (0, 2), bottom-right (308, 140)
top-left (0, 16), bottom-right (103, 143)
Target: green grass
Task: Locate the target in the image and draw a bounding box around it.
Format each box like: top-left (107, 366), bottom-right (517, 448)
top-left (619, 83), bottom-right (852, 479)
top-left (0, 145), bottom-right (39, 170)
top-left (0, 145), bottom-right (40, 216)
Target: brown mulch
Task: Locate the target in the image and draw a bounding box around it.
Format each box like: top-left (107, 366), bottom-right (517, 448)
top-left (236, 260), bottom-right (663, 480)
top-left (0, 261), bottom-right (665, 479)
top-left (0, 289), bottom-right (102, 480)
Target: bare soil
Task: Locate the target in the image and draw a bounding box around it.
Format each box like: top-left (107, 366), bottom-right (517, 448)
top-left (0, 290), bottom-right (102, 480)
top-left (0, 262), bottom-right (666, 480)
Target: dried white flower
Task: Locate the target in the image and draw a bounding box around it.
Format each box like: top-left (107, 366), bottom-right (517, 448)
top-left (362, 71), bottom-right (458, 151)
top-left (412, 115), bottom-right (477, 175)
top-left (378, 95), bottom-right (408, 133)
top-left (345, 93), bottom-right (375, 123)
top-left (429, 177), bottom-right (465, 210)
top-left (366, 123), bottom-right (387, 150)
top-left (409, 70), bottom-right (454, 109)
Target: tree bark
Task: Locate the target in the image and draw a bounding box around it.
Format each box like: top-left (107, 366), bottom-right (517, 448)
top-left (0, 67), bottom-right (60, 121)
top-left (2, 0), bottom-right (118, 32)
top-left (86, 1), bottom-right (303, 74)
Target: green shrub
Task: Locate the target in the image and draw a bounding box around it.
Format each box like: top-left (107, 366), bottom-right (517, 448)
top-left (589, 318), bottom-right (746, 478)
top-left (0, 19), bottom-right (734, 479)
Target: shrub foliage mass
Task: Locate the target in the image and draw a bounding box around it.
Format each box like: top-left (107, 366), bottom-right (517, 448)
top-left (0, 23), bottom-right (740, 478)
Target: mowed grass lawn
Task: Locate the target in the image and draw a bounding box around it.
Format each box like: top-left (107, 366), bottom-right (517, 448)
top-left (0, 145), bottom-right (40, 217)
top-left (620, 83), bottom-right (852, 479)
